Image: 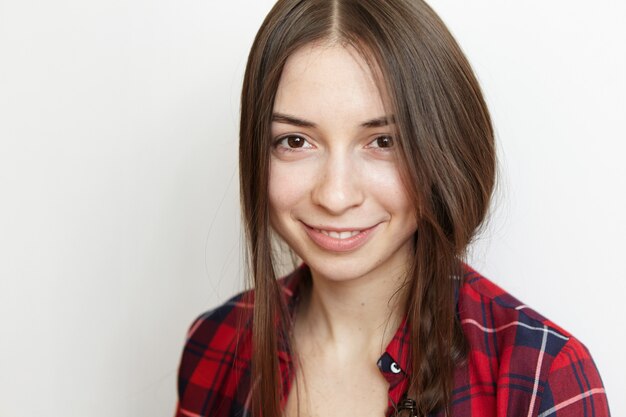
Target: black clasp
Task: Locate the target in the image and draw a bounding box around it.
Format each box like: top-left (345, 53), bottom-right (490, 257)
top-left (396, 397), bottom-right (418, 417)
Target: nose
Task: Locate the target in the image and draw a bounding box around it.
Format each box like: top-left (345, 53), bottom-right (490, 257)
top-left (311, 151), bottom-right (365, 215)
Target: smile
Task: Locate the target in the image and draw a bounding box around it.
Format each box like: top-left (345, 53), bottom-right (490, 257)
top-left (303, 223), bottom-right (379, 252)
top-left (315, 229), bottom-right (361, 239)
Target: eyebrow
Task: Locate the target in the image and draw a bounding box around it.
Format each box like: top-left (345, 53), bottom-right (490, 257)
top-left (271, 112), bottom-right (395, 128)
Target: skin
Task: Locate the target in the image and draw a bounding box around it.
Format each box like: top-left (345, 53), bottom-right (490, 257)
top-left (269, 42), bottom-right (418, 416)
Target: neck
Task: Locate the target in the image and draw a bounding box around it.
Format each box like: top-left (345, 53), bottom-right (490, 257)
top-left (296, 265), bottom-right (409, 358)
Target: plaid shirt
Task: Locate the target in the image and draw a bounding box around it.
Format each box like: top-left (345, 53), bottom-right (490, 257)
top-left (175, 265), bottom-right (610, 417)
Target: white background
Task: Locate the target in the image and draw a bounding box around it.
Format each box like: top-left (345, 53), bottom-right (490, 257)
top-left (0, 1), bottom-right (624, 416)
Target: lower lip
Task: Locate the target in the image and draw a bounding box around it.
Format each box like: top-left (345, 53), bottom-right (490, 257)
top-left (303, 223), bottom-right (378, 252)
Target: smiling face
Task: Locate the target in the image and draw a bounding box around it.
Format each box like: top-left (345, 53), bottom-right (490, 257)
top-left (269, 42), bottom-right (418, 283)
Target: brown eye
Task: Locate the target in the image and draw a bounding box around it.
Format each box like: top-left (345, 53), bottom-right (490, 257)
top-left (286, 136), bottom-right (305, 148)
top-left (374, 135), bottom-right (394, 148)
top-left (274, 135), bottom-right (313, 151)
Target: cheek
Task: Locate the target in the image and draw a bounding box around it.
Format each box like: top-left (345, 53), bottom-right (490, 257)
top-left (366, 162), bottom-right (415, 216)
top-left (268, 161), bottom-right (310, 215)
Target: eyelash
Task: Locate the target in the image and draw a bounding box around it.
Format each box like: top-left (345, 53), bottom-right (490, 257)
top-left (366, 135), bottom-right (394, 150)
top-left (273, 135), bottom-right (313, 152)
top-left (272, 135), bottom-right (395, 152)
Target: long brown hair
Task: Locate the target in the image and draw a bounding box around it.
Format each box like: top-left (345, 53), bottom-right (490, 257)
top-left (239, 1), bottom-right (496, 416)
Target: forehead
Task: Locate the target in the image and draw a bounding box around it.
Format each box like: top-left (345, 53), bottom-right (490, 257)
top-left (273, 42), bottom-right (390, 122)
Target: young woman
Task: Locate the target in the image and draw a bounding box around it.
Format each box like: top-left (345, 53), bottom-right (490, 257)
top-left (175, 1), bottom-right (609, 416)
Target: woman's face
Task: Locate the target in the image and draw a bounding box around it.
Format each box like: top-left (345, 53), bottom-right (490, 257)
top-left (269, 42), bottom-right (418, 283)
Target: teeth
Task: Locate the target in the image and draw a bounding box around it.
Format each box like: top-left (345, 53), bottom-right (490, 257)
top-left (316, 229), bottom-right (360, 239)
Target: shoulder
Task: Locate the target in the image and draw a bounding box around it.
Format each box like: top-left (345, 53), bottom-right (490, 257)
top-left (183, 290), bottom-right (255, 355)
top-left (174, 267), bottom-right (305, 417)
top-left (460, 265), bottom-right (575, 353)
top-left (458, 265), bottom-right (610, 416)
top-left (175, 290), bottom-right (255, 417)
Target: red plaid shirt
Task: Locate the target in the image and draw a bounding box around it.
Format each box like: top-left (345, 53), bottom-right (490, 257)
top-left (175, 265), bottom-right (610, 417)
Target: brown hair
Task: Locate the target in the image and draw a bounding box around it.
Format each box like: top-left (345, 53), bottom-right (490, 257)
top-left (239, 0), bottom-right (496, 416)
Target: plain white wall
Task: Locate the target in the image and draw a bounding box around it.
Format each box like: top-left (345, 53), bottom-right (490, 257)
top-left (0, 1), bottom-right (623, 416)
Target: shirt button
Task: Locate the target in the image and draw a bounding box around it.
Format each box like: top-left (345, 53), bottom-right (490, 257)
top-left (390, 362), bottom-right (402, 374)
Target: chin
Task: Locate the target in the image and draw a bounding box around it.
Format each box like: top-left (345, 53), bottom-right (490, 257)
top-left (300, 252), bottom-right (389, 283)
top-left (307, 264), bottom-right (367, 282)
